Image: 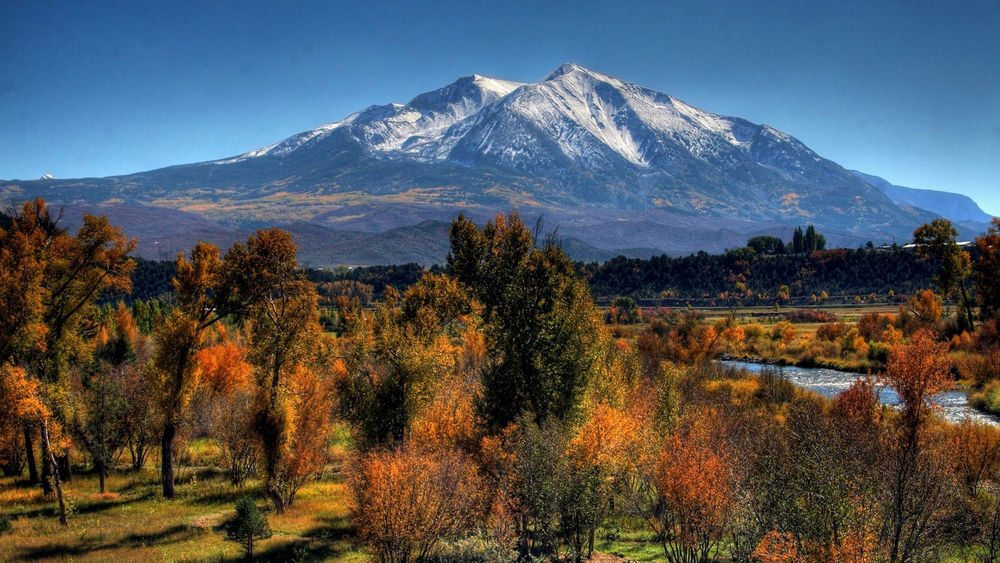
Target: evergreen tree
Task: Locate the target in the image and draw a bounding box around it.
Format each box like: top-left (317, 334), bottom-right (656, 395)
top-left (228, 496), bottom-right (272, 559)
top-left (792, 227), bottom-right (805, 253)
top-left (805, 225), bottom-right (817, 252)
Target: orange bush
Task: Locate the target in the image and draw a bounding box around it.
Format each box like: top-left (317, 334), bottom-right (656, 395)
top-left (753, 530), bottom-right (799, 563)
top-left (271, 365), bottom-right (337, 507)
top-left (653, 412), bottom-right (734, 563)
top-left (350, 447), bottom-right (486, 563)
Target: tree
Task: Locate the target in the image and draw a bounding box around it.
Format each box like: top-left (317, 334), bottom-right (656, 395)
top-left (608, 296), bottom-right (641, 325)
top-left (448, 213), bottom-right (602, 430)
top-left (792, 227), bottom-right (805, 254)
top-left (0, 363), bottom-right (68, 525)
top-left (565, 401), bottom-right (653, 559)
top-left (197, 342), bottom-right (259, 486)
top-left (225, 229), bottom-right (330, 512)
top-left (881, 330), bottom-right (955, 562)
top-left (652, 411), bottom-right (735, 563)
top-left (0, 198), bottom-right (134, 522)
top-left (227, 496), bottom-right (272, 559)
top-left (747, 235), bottom-right (786, 255)
top-left (149, 242), bottom-right (228, 499)
top-left (913, 219), bottom-right (974, 330)
top-left (338, 273), bottom-right (471, 451)
top-left (974, 218), bottom-right (1000, 320)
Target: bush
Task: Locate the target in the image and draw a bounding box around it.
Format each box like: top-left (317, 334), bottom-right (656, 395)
top-left (971, 381), bottom-right (1000, 416)
top-left (227, 496), bottom-right (272, 559)
top-left (867, 341), bottom-right (891, 365)
top-left (785, 309), bottom-right (837, 323)
top-left (0, 513), bottom-right (10, 535)
top-left (350, 447), bottom-right (486, 563)
top-left (756, 367), bottom-right (796, 405)
top-left (817, 322), bottom-right (849, 342)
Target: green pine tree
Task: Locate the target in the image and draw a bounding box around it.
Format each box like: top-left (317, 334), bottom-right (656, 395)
top-left (228, 496), bottom-right (271, 559)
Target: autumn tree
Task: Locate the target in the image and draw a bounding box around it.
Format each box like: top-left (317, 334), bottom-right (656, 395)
top-left (565, 401), bottom-right (654, 559)
top-left (975, 218), bottom-right (1000, 320)
top-left (225, 229), bottom-right (331, 512)
top-left (0, 364), bottom-right (68, 525)
top-left (0, 198), bottom-right (134, 523)
top-left (196, 341), bottom-right (258, 486)
top-left (913, 219), bottom-right (974, 330)
top-left (449, 213), bottom-right (601, 430)
top-left (901, 289), bottom-right (942, 333)
top-left (338, 273), bottom-right (471, 450)
top-left (881, 329), bottom-right (956, 562)
top-left (149, 242), bottom-right (227, 499)
top-left (652, 411), bottom-right (735, 563)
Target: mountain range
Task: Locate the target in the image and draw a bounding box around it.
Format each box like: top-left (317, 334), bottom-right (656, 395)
top-left (1, 63), bottom-right (991, 265)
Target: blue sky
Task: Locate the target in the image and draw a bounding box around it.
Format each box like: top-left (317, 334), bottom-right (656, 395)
top-left (2, 0), bottom-right (998, 214)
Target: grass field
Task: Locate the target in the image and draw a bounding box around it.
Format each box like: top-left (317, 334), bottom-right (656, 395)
top-left (0, 439), bottom-right (669, 562)
top-left (0, 439), bottom-right (365, 563)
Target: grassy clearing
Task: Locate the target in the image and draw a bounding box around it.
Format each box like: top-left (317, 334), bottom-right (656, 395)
top-left (0, 449), bottom-right (365, 562)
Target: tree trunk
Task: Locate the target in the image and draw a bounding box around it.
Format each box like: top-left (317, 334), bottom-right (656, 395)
top-left (58, 449), bottom-right (72, 482)
top-left (262, 424), bottom-right (286, 513)
top-left (40, 419), bottom-right (68, 526)
top-left (97, 457), bottom-right (106, 493)
top-left (23, 423), bottom-right (39, 484)
top-left (961, 284), bottom-right (976, 332)
top-left (40, 427), bottom-right (54, 496)
top-left (161, 420), bottom-right (176, 499)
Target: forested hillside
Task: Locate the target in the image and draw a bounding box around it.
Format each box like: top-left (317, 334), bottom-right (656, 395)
top-left (121, 244), bottom-right (939, 306)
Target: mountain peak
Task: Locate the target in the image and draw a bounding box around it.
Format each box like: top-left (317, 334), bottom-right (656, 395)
top-left (544, 62), bottom-right (605, 81)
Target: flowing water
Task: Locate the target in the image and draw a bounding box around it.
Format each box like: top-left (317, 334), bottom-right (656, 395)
top-left (717, 360), bottom-right (999, 426)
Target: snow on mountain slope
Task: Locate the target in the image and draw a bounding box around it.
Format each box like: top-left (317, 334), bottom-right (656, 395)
top-left (210, 63), bottom-right (825, 186)
top-left (9, 62), bottom-right (963, 255)
top-left (215, 74), bottom-right (525, 164)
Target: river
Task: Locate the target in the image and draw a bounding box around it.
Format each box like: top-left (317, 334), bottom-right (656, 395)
top-left (717, 360), bottom-right (1000, 426)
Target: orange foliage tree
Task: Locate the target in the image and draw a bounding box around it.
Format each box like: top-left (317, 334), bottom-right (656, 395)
top-left (0, 198), bottom-right (134, 523)
top-left (881, 329), bottom-right (954, 562)
top-left (350, 447), bottom-right (486, 563)
top-left (652, 411), bottom-right (735, 563)
top-left (195, 342), bottom-right (259, 486)
top-left (149, 242), bottom-right (226, 499)
top-left (226, 228), bottom-right (330, 512)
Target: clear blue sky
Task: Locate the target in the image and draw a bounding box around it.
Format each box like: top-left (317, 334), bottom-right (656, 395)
top-left (2, 0), bottom-right (997, 214)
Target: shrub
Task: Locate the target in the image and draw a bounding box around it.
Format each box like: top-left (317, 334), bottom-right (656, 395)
top-left (755, 367), bottom-right (796, 405)
top-left (227, 496), bottom-right (272, 559)
top-left (0, 513), bottom-right (10, 535)
top-left (971, 381), bottom-right (1000, 416)
top-left (350, 447), bottom-right (486, 563)
top-left (817, 322), bottom-right (849, 342)
top-left (867, 341), bottom-right (891, 365)
top-left (785, 309), bottom-right (837, 323)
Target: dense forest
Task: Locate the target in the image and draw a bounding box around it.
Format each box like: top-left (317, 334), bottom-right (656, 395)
top-left (119, 238), bottom-right (940, 308)
top-left (4, 200), bottom-right (1000, 562)
top-left (581, 246), bottom-right (939, 304)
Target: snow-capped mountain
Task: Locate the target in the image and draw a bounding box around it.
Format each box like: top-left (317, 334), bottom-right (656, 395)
top-left (2, 63), bottom-right (975, 265)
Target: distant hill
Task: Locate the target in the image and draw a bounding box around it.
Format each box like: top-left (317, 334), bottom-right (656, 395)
top-left (850, 170), bottom-right (992, 224)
